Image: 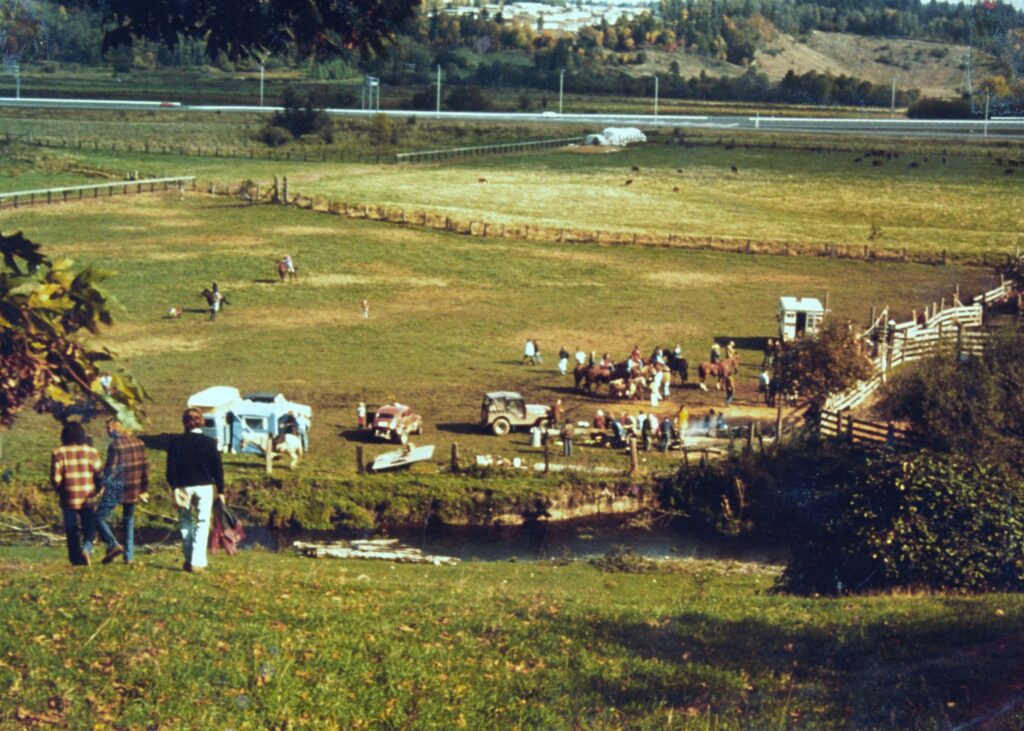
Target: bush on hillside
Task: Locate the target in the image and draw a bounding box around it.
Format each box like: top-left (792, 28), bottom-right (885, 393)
top-left (906, 97), bottom-right (973, 119)
top-left (263, 87), bottom-right (332, 145)
top-left (879, 327), bottom-right (1024, 473)
top-left (779, 451), bottom-right (1024, 595)
top-left (260, 125), bottom-right (291, 147)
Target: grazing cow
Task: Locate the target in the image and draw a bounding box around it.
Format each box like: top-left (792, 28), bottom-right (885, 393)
top-left (730, 166), bottom-right (738, 174)
top-left (630, 165), bottom-right (640, 174)
top-left (672, 186), bottom-right (680, 193)
top-left (478, 177), bottom-right (487, 184)
top-left (872, 160), bottom-right (884, 167)
top-left (624, 179), bottom-right (634, 186)
top-left (676, 168), bottom-right (683, 173)
top-left (908, 162), bottom-right (919, 169)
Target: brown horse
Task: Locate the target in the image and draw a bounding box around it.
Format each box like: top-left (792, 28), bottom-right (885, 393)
top-left (697, 357), bottom-right (739, 391)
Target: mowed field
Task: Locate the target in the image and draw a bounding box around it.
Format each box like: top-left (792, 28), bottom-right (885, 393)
top-left (0, 190), bottom-right (996, 480)
top-left (47, 136), bottom-right (1024, 259)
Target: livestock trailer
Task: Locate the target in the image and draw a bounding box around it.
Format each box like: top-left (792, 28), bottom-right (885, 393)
top-left (186, 386), bottom-right (312, 453)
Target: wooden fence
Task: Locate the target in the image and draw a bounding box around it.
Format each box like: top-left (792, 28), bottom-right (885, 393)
top-left (823, 275), bottom-right (1019, 415)
top-left (817, 411), bottom-right (917, 449)
top-left (0, 176), bottom-right (197, 209)
top-left (395, 137), bottom-right (586, 163)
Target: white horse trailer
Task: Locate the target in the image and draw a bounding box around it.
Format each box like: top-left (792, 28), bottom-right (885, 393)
top-left (778, 297), bottom-right (824, 341)
top-left (186, 386), bottom-right (312, 453)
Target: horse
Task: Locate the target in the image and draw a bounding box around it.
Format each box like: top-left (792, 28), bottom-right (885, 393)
top-left (664, 352), bottom-right (688, 384)
top-left (697, 357), bottom-right (739, 391)
top-left (585, 366), bottom-right (613, 394)
top-left (239, 432), bottom-right (304, 473)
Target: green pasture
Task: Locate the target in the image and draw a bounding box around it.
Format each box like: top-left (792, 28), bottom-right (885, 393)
top-left (6, 122), bottom-right (1021, 260)
top-left (1, 547), bottom-right (1023, 729)
top-left (0, 192), bottom-right (995, 484)
top-left (284, 141), bottom-right (1024, 258)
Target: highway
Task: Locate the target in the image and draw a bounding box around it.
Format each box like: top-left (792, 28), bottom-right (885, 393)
top-left (1, 96), bottom-right (1023, 139)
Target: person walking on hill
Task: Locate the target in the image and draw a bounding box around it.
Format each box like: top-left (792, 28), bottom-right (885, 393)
top-left (560, 421), bottom-right (575, 457)
top-left (50, 421), bottom-right (103, 566)
top-left (522, 339), bottom-right (536, 365)
top-left (87, 419), bottom-right (149, 565)
top-left (166, 408), bottom-right (225, 574)
top-left (558, 346), bottom-right (570, 376)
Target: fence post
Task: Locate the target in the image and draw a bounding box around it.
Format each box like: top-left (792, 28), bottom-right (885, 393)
top-left (356, 446), bottom-right (365, 474)
top-left (846, 414), bottom-right (855, 444)
top-left (956, 323), bottom-right (963, 360)
top-left (450, 443), bottom-right (460, 472)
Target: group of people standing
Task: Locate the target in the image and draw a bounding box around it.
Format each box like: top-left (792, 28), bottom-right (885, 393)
top-left (50, 408), bottom-right (227, 573)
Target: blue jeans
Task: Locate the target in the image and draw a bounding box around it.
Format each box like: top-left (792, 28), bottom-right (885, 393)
top-left (62, 506), bottom-right (96, 566)
top-left (92, 503), bottom-right (137, 562)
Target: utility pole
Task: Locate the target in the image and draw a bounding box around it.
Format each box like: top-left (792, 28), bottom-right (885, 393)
top-left (436, 65), bottom-right (441, 117)
top-left (984, 89), bottom-right (990, 137)
top-left (654, 75), bottom-right (659, 122)
top-left (968, 46), bottom-right (974, 110)
top-left (890, 76), bottom-right (896, 117)
top-left (558, 68), bottom-right (565, 114)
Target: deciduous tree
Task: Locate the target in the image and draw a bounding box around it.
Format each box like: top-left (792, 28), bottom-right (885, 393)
top-left (0, 232), bottom-right (146, 430)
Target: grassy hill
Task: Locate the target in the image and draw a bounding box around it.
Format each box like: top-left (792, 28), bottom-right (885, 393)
top-left (625, 31), bottom-right (989, 100)
top-left (2, 546), bottom-right (1024, 728)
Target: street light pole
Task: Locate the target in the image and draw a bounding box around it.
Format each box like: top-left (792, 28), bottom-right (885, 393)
top-left (559, 68), bottom-right (565, 114)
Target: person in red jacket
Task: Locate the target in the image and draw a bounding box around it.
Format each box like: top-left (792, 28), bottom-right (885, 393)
top-left (166, 408), bottom-right (225, 573)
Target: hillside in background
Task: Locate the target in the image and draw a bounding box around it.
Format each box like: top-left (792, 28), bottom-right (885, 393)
top-left (616, 31), bottom-right (990, 100)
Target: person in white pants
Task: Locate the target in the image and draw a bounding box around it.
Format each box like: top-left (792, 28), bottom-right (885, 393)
top-left (166, 408), bottom-right (226, 573)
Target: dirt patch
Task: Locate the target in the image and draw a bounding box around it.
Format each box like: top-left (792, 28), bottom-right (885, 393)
top-left (269, 225), bottom-right (345, 237)
top-left (645, 271), bottom-right (728, 287)
top-left (94, 331), bottom-right (211, 358)
top-left (565, 146), bottom-right (626, 155)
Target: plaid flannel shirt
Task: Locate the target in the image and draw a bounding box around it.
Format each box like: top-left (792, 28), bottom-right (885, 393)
top-left (50, 444), bottom-right (103, 510)
top-left (104, 434), bottom-right (150, 505)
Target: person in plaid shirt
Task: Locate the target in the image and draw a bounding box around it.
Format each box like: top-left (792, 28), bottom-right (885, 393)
top-left (85, 419), bottom-right (149, 565)
top-left (50, 421), bottom-right (103, 566)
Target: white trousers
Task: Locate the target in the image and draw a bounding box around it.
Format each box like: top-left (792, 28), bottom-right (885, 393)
top-left (178, 485), bottom-right (214, 568)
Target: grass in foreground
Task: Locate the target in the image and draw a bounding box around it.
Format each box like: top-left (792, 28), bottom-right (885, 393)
top-left (0, 193), bottom-right (995, 484)
top-left (1, 547), bottom-right (1023, 729)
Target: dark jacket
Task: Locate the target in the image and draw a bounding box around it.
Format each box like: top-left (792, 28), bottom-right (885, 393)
top-left (166, 431), bottom-right (225, 494)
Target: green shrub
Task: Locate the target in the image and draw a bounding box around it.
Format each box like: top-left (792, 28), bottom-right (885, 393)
top-left (779, 451), bottom-right (1024, 594)
top-left (260, 125), bottom-right (292, 147)
top-left (907, 97), bottom-right (973, 119)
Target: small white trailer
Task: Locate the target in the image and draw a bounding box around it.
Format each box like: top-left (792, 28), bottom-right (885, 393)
top-left (778, 297), bottom-right (825, 341)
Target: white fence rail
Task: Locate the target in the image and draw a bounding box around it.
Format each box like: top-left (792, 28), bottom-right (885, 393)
top-left (822, 272), bottom-right (1020, 415)
top-left (0, 176), bottom-right (196, 208)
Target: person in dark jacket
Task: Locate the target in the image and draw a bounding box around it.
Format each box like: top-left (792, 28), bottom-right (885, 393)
top-left (166, 408), bottom-right (225, 573)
